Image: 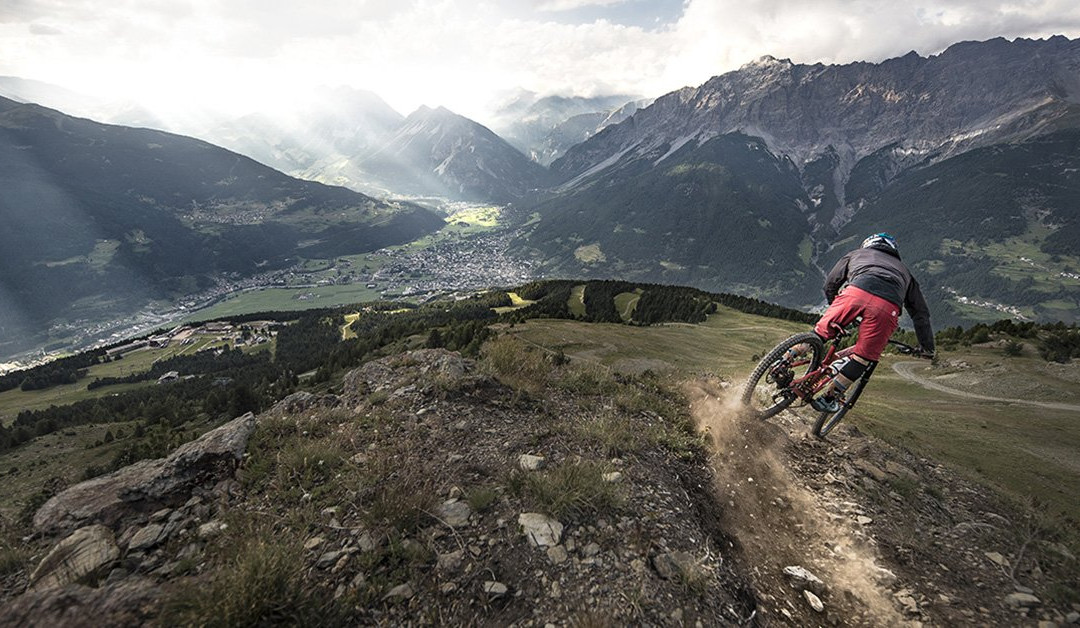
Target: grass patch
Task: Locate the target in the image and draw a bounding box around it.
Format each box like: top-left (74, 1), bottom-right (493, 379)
top-left (481, 335), bottom-right (552, 393)
top-left (568, 284), bottom-right (587, 317)
top-left (160, 525), bottom-right (344, 626)
top-left (577, 414), bottom-right (649, 457)
top-left (553, 362), bottom-right (619, 396)
top-left (465, 485), bottom-right (500, 513)
top-left (492, 292), bottom-right (537, 314)
top-left (357, 449), bottom-right (438, 533)
top-left (0, 540), bottom-right (28, 577)
top-left (613, 290), bottom-right (643, 322)
top-left (239, 410), bottom-right (352, 503)
top-left (275, 439), bottom-right (348, 498)
top-left (508, 459), bottom-right (624, 521)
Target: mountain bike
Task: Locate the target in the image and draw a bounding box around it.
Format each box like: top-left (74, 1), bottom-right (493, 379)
top-left (741, 322), bottom-right (929, 438)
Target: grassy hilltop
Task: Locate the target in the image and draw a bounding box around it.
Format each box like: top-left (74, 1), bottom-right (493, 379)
top-left (0, 280), bottom-right (1077, 624)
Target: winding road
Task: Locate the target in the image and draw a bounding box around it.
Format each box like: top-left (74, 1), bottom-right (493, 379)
top-left (891, 361), bottom-right (1080, 412)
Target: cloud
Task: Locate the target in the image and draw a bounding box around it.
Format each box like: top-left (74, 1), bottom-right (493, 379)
top-left (1, 0), bottom-right (1079, 124)
top-left (535, 0), bottom-right (630, 11)
top-left (29, 22), bottom-right (61, 35)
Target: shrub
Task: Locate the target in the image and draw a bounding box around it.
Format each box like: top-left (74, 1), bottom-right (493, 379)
top-left (0, 542), bottom-right (27, 577)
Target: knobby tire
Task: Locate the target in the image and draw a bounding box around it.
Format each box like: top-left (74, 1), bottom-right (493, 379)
top-left (741, 332), bottom-right (824, 420)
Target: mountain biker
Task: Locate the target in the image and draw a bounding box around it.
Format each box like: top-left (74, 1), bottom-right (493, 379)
top-left (788, 233), bottom-right (935, 413)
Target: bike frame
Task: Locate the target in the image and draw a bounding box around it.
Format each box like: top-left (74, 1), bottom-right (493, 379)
top-left (779, 325), bottom-right (914, 408)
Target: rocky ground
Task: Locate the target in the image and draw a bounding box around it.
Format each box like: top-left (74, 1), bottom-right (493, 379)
top-left (0, 344), bottom-right (757, 626)
top-left (2, 344), bottom-right (1077, 626)
top-left (690, 379), bottom-right (1080, 627)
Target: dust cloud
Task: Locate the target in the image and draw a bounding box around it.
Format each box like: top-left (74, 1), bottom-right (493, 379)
top-left (685, 379), bottom-right (910, 626)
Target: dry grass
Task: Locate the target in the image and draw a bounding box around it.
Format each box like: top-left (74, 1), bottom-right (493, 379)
top-left (356, 446), bottom-right (438, 533)
top-left (0, 539), bottom-right (27, 577)
top-left (160, 523), bottom-right (344, 627)
top-left (480, 335), bottom-right (553, 393)
top-left (577, 413), bottom-right (649, 457)
top-left (507, 459), bottom-right (624, 521)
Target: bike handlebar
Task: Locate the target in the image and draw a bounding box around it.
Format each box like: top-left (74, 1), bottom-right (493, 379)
top-left (887, 339), bottom-right (933, 359)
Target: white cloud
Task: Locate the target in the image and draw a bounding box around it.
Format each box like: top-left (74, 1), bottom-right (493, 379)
top-left (28, 22), bottom-right (61, 35)
top-left (1, 0), bottom-right (1079, 125)
top-left (535, 0), bottom-right (630, 11)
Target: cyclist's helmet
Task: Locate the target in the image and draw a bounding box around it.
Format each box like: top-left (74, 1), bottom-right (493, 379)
top-left (861, 232), bottom-right (898, 253)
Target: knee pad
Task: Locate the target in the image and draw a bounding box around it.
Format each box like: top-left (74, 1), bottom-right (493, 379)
top-left (836, 356), bottom-right (870, 382)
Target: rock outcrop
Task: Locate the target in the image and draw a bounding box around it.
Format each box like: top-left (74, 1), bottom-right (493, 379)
top-left (1, 578), bottom-right (159, 627)
top-left (28, 524), bottom-right (120, 591)
top-left (33, 413), bottom-right (256, 536)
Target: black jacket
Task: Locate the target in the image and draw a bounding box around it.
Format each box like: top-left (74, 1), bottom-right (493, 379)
top-left (824, 245), bottom-right (935, 352)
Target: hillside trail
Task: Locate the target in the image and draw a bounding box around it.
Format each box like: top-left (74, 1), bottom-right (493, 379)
top-left (685, 379), bottom-right (913, 626)
top-left (892, 361), bottom-right (1080, 412)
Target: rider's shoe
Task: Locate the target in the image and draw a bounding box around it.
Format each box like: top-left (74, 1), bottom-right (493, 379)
top-left (810, 394), bottom-right (841, 413)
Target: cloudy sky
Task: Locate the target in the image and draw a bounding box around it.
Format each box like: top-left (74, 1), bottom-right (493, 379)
top-left (2, 0), bottom-right (1079, 123)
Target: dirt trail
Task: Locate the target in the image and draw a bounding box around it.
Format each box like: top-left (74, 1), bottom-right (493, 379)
top-left (686, 380), bottom-right (910, 626)
top-left (892, 361), bottom-right (1080, 412)
top-left (685, 377), bottom-right (1080, 627)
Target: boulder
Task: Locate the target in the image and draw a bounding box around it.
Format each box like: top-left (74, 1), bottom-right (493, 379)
top-left (383, 583), bottom-right (414, 601)
top-left (0, 578), bottom-right (158, 628)
top-left (29, 525), bottom-right (120, 591)
top-left (127, 523), bottom-right (166, 551)
top-left (782, 565), bottom-right (826, 595)
top-left (854, 460), bottom-right (888, 482)
top-left (803, 589), bottom-right (825, 612)
top-left (437, 550), bottom-right (464, 572)
top-left (652, 551), bottom-right (697, 581)
top-left (272, 391), bottom-right (341, 414)
top-left (33, 413), bottom-right (256, 536)
top-left (483, 581), bottom-right (509, 596)
top-left (342, 349), bottom-right (493, 403)
top-left (197, 520), bottom-right (228, 539)
top-left (546, 545), bottom-right (569, 565)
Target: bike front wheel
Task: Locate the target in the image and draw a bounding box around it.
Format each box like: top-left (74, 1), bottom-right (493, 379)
top-left (811, 376), bottom-right (866, 438)
top-left (741, 331), bottom-right (824, 420)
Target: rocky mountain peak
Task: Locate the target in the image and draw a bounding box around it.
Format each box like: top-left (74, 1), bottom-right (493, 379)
top-left (552, 36), bottom-right (1080, 188)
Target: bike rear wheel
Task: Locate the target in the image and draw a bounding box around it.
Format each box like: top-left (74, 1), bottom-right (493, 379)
top-left (741, 332), bottom-right (824, 419)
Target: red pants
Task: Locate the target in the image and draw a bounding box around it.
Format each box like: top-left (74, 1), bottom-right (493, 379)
top-left (814, 286), bottom-right (900, 361)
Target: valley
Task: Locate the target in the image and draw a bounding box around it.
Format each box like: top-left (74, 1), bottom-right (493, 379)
top-left (6, 37), bottom-right (1080, 368)
top-left (0, 202), bottom-right (533, 372)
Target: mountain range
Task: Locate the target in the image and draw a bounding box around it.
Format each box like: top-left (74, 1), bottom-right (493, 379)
top-left (487, 92), bottom-right (650, 165)
top-left (517, 35), bottom-right (1080, 324)
top-left (305, 105), bottom-right (550, 203)
top-left (0, 95), bottom-right (443, 356)
top-left (2, 35), bottom-right (1080, 357)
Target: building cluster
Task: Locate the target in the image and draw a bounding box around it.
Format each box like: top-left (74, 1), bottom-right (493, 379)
top-left (366, 231), bottom-right (538, 299)
top-left (105, 321), bottom-right (279, 359)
